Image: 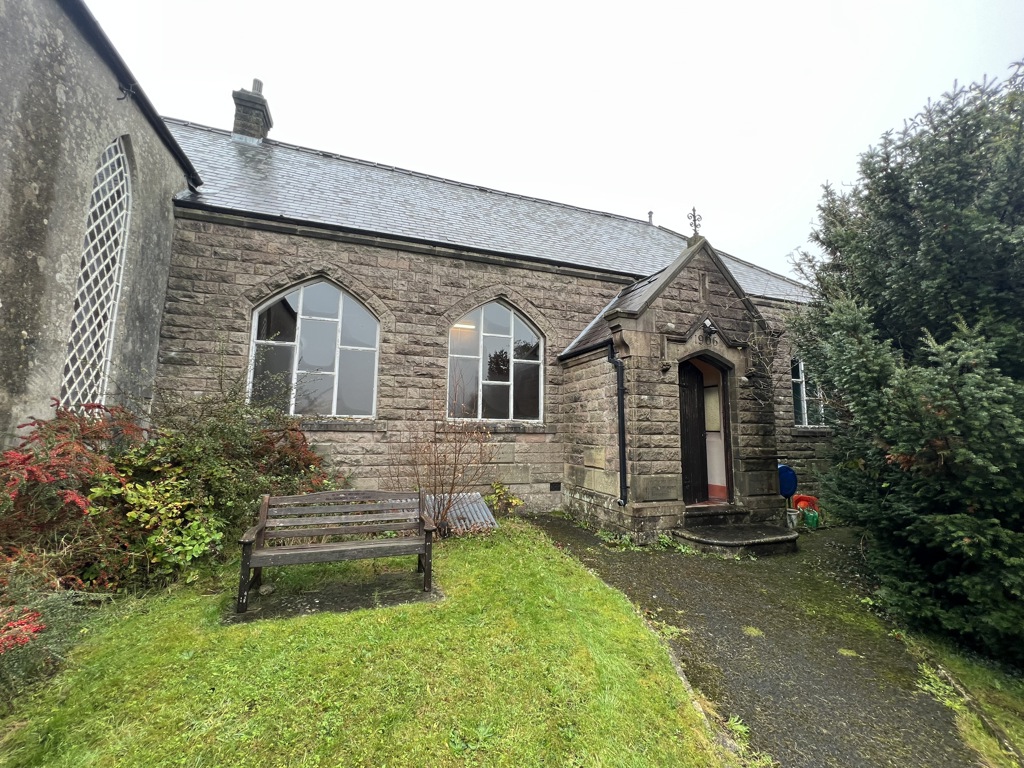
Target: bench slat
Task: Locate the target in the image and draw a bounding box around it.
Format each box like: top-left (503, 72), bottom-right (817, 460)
top-left (265, 521), bottom-right (421, 539)
top-left (250, 538), bottom-right (425, 567)
top-left (267, 501), bottom-right (419, 516)
top-left (265, 511), bottom-right (420, 528)
top-left (269, 490), bottom-right (421, 505)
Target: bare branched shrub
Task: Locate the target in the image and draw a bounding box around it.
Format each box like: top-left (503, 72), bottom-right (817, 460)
top-left (382, 382), bottom-right (494, 535)
top-left (744, 323), bottom-right (784, 408)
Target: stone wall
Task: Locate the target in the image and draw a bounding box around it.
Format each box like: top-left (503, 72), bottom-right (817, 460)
top-left (754, 297), bottom-right (832, 497)
top-left (633, 247), bottom-right (784, 525)
top-left (0, 0), bottom-right (186, 443)
top-left (156, 211), bottom-right (824, 518)
top-left (156, 210), bottom-right (629, 509)
top-left (558, 242), bottom-right (788, 536)
top-left (560, 347), bottom-right (622, 524)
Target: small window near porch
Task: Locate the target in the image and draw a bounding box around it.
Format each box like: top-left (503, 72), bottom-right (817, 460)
top-left (791, 359), bottom-right (824, 427)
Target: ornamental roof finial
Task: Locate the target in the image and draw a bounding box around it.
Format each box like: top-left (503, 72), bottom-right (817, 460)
top-left (687, 206), bottom-right (702, 237)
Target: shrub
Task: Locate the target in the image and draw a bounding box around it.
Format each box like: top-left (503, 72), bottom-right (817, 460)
top-left (484, 482), bottom-right (524, 516)
top-left (383, 408), bottom-right (493, 534)
top-left (0, 402), bottom-right (143, 548)
top-left (0, 551), bottom-right (100, 710)
top-left (0, 391), bottom-right (330, 590)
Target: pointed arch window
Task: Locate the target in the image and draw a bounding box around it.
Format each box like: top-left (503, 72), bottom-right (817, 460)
top-left (448, 302), bottom-right (542, 420)
top-left (60, 136), bottom-right (132, 406)
top-left (249, 281), bottom-right (379, 417)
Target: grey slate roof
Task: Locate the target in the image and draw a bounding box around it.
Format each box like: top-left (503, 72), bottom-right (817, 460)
top-left (166, 120), bottom-right (811, 301)
top-left (561, 237), bottom-right (805, 358)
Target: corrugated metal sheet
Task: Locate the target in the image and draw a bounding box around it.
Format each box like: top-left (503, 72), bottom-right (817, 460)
top-left (427, 492), bottom-right (498, 533)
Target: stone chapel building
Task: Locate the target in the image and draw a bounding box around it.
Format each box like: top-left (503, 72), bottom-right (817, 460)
top-left (1, 0), bottom-right (830, 540)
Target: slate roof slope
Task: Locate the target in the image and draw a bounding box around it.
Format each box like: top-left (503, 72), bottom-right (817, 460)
top-left (166, 119), bottom-right (811, 302)
top-left (717, 251), bottom-right (812, 303)
top-left (561, 237), bottom-right (801, 358)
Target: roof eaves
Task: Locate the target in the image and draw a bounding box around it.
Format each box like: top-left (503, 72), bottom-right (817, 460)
top-left (701, 241), bottom-right (770, 331)
top-left (172, 198), bottom-right (649, 281)
top-left (558, 293), bottom-right (621, 360)
top-left (59, 0), bottom-right (202, 189)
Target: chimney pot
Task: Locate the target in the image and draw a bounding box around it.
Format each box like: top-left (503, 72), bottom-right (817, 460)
top-left (232, 78), bottom-right (273, 143)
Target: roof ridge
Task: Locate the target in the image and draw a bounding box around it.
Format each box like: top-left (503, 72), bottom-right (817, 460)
top-left (163, 117), bottom-right (658, 227)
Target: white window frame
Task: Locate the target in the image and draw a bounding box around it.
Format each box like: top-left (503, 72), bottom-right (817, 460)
top-left (247, 281), bottom-right (380, 417)
top-left (791, 358), bottom-right (824, 427)
top-left (447, 302), bottom-right (543, 422)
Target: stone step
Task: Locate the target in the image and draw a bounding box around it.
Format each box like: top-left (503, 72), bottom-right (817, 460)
top-left (671, 524), bottom-right (798, 558)
top-left (680, 503), bottom-right (749, 528)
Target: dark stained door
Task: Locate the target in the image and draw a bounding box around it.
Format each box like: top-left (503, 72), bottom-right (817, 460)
top-left (680, 361), bottom-right (709, 504)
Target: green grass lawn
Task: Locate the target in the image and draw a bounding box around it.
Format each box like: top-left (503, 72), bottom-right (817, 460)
top-left (0, 520), bottom-right (734, 767)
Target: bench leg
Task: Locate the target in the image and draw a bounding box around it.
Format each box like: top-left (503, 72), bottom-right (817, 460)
top-left (251, 567), bottom-right (263, 591)
top-left (237, 543), bottom-right (253, 613)
top-left (421, 540), bottom-right (432, 592)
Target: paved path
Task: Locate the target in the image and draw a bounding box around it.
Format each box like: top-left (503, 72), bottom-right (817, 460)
top-left (534, 517), bottom-right (981, 768)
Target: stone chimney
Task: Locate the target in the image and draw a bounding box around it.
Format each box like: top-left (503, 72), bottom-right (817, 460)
top-left (232, 78), bottom-right (273, 143)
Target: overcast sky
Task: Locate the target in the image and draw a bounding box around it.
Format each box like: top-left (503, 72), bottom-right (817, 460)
top-left (86, 0), bottom-right (1023, 277)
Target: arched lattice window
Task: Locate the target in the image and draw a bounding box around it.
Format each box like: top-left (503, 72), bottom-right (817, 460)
top-left (60, 137), bottom-right (132, 406)
top-left (448, 302), bottom-right (542, 420)
top-left (249, 281), bottom-right (379, 416)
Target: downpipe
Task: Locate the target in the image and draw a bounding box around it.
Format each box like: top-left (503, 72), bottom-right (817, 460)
top-left (608, 342), bottom-right (628, 507)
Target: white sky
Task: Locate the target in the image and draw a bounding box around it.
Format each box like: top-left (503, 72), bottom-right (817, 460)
top-left (86, 0), bottom-right (1023, 278)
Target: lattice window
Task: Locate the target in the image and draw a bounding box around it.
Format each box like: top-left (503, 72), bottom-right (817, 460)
top-left (60, 137), bottom-right (132, 406)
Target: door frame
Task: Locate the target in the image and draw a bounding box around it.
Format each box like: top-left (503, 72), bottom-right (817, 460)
top-left (678, 353), bottom-right (734, 504)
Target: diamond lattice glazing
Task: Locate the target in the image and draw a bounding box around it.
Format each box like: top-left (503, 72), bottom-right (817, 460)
top-left (60, 137), bottom-right (131, 406)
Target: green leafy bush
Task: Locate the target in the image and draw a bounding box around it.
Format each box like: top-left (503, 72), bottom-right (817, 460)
top-left (483, 481), bottom-right (524, 516)
top-left (0, 391), bottom-right (329, 590)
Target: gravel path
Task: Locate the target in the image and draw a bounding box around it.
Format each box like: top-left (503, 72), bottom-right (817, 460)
top-left (534, 516), bottom-right (981, 768)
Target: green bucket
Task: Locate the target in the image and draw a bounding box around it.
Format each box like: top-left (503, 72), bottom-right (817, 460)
top-left (803, 510), bottom-right (819, 529)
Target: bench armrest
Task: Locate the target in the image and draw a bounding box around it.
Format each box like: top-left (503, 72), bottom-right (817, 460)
top-left (239, 523), bottom-right (265, 545)
top-left (420, 512), bottom-right (437, 533)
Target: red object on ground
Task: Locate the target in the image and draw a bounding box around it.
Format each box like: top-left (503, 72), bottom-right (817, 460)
top-left (792, 494), bottom-right (819, 511)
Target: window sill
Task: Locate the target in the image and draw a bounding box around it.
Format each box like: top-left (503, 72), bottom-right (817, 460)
top-left (300, 419), bottom-right (387, 433)
top-left (792, 425), bottom-right (832, 438)
top-left (478, 422), bottom-right (552, 434)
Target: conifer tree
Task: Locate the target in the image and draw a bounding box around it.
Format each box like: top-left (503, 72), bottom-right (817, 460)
top-left (793, 64), bottom-right (1024, 665)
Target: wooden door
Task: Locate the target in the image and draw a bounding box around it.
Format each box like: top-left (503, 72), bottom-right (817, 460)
top-left (680, 361), bottom-right (709, 504)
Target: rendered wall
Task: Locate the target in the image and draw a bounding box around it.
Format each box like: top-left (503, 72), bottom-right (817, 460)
top-left (0, 0), bottom-right (185, 443)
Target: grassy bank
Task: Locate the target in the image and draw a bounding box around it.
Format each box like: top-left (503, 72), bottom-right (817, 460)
top-left (0, 520), bottom-right (733, 767)
top-left (911, 638), bottom-right (1024, 768)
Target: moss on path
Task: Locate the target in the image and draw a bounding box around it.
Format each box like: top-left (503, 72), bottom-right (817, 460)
top-left (535, 518), bottom-right (982, 768)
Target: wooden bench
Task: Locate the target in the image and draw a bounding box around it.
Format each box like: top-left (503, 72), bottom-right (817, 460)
top-left (237, 489), bottom-right (434, 613)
